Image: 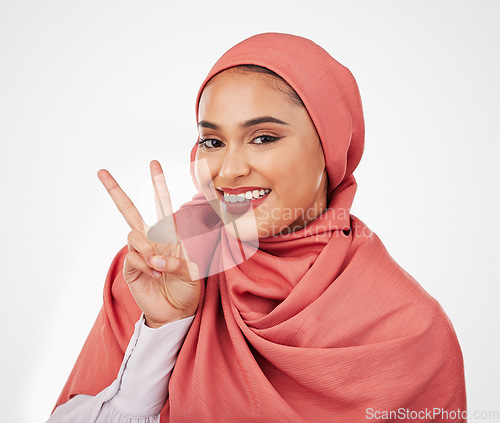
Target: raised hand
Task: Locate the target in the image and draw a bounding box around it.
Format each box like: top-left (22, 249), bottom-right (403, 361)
top-left (97, 160), bottom-right (201, 328)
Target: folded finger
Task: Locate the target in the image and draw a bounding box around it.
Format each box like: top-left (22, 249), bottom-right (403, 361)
top-left (124, 250), bottom-right (160, 280)
top-left (149, 254), bottom-right (200, 282)
top-left (127, 230), bottom-right (155, 264)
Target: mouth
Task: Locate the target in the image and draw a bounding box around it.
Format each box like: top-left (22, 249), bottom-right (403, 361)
top-left (216, 187), bottom-right (271, 215)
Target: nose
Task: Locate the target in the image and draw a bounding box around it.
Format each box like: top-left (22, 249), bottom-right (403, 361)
top-left (218, 144), bottom-right (251, 181)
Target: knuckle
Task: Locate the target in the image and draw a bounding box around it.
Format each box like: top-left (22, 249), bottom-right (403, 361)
top-left (121, 200), bottom-right (135, 213)
top-left (127, 229), bottom-right (140, 243)
top-left (127, 231), bottom-right (154, 259)
top-left (124, 250), bottom-right (137, 264)
top-left (125, 251), bottom-right (143, 269)
top-left (144, 245), bottom-right (155, 258)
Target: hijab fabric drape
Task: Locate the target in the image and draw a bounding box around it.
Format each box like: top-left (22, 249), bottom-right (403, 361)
top-left (55, 33), bottom-right (466, 422)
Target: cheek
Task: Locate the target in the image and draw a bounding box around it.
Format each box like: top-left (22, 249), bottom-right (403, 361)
top-left (194, 153), bottom-right (217, 193)
top-left (193, 155), bottom-right (205, 186)
top-left (273, 148), bottom-right (323, 203)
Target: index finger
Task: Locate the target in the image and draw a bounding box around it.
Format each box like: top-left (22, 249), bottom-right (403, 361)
top-left (97, 169), bottom-right (146, 232)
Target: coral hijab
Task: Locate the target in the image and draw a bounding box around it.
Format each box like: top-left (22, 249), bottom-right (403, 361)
top-left (55, 33), bottom-right (466, 422)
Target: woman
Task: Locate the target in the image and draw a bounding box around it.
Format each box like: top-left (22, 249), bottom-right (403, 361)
top-left (48, 32), bottom-right (466, 422)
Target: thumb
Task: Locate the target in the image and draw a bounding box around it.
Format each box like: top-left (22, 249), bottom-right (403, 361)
top-left (149, 255), bottom-right (200, 282)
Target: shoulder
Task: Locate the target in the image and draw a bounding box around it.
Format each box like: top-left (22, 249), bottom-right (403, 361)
top-left (346, 216), bottom-right (461, 345)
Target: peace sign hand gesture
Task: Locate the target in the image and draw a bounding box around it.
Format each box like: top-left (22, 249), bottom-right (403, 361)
top-left (97, 160), bottom-right (201, 328)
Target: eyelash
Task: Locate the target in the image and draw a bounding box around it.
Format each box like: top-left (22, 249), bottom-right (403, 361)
top-left (197, 135), bottom-right (280, 150)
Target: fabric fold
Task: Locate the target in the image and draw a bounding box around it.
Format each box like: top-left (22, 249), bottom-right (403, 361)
top-left (54, 32), bottom-right (466, 423)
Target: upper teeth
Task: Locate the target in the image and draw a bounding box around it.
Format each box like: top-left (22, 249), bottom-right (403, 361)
top-left (223, 189), bottom-right (271, 203)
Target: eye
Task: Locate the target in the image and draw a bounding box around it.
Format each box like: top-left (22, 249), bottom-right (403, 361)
top-left (251, 135), bottom-right (280, 145)
top-left (197, 138), bottom-right (225, 150)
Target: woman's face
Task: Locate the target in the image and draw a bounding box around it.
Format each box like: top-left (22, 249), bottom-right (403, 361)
top-left (195, 69), bottom-right (328, 239)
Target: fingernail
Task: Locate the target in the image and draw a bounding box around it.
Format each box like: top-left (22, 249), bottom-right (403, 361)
top-left (152, 269), bottom-right (162, 278)
top-left (150, 256), bottom-right (166, 269)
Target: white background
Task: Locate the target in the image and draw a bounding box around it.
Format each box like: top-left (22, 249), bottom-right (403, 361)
top-left (1, 1), bottom-right (498, 421)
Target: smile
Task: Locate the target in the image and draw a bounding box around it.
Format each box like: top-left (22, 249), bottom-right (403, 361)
top-left (215, 187), bottom-right (272, 215)
top-left (223, 188), bottom-right (271, 203)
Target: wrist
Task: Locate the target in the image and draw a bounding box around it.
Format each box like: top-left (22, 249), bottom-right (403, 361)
top-left (144, 313), bottom-right (195, 329)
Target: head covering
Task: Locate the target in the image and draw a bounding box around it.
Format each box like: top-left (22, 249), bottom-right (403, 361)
top-left (193, 32), bottom-right (364, 196)
top-left (54, 33), bottom-right (466, 422)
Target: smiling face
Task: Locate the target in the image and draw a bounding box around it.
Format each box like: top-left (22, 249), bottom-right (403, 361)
top-left (195, 68), bottom-right (328, 239)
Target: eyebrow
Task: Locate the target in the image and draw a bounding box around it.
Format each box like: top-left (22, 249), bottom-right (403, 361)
top-left (198, 116), bottom-right (290, 130)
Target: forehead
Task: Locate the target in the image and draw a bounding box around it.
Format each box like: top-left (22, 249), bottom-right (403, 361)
top-left (198, 70), bottom-right (294, 118)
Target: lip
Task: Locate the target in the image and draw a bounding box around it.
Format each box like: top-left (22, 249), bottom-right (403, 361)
top-left (218, 186), bottom-right (269, 195)
top-left (216, 187), bottom-right (271, 216)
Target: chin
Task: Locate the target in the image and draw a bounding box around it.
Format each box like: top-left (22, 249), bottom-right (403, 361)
top-left (222, 212), bottom-right (260, 242)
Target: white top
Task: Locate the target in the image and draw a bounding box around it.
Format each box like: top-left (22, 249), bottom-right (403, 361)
top-left (46, 314), bottom-right (194, 423)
